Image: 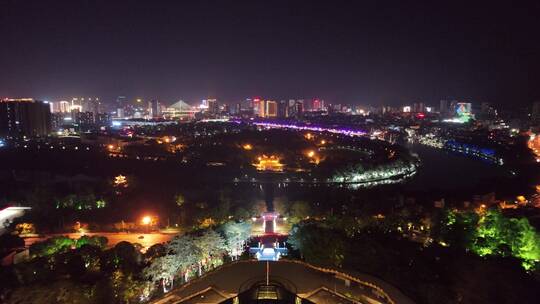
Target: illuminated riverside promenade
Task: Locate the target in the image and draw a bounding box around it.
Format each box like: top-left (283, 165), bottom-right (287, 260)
top-left (250, 121), bottom-right (368, 137)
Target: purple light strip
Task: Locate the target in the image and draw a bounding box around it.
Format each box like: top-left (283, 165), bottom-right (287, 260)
top-left (251, 121), bottom-right (368, 137)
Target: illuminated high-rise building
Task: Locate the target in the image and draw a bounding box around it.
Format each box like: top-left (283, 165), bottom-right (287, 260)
top-left (253, 98), bottom-right (264, 117)
top-left (50, 100), bottom-right (71, 113)
top-left (59, 101), bottom-right (70, 113)
top-left (70, 98), bottom-right (83, 113)
top-left (116, 96), bottom-right (127, 118)
top-left (207, 98), bottom-right (218, 114)
top-left (74, 111), bottom-right (95, 125)
top-left (312, 99), bottom-right (324, 111)
top-left (78, 97), bottom-right (101, 114)
top-left (266, 100), bottom-right (277, 117)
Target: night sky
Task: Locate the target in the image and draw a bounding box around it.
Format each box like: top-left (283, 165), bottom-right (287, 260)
top-left (1, 0), bottom-right (540, 107)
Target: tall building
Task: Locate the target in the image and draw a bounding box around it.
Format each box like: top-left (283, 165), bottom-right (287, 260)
top-left (207, 99), bottom-right (218, 114)
top-left (312, 99), bottom-right (324, 111)
top-left (243, 98), bottom-right (253, 112)
top-left (96, 113), bottom-right (112, 126)
top-left (74, 111), bottom-right (95, 126)
top-left (287, 100), bottom-right (296, 116)
top-left (50, 112), bottom-right (66, 130)
top-left (278, 100), bottom-right (288, 118)
top-left (295, 100), bottom-right (304, 117)
top-left (253, 98), bottom-right (265, 117)
top-left (150, 99), bottom-right (161, 118)
top-left (70, 98), bottom-right (83, 112)
top-left (50, 100), bottom-right (71, 113)
top-left (79, 97), bottom-right (101, 114)
top-left (116, 96), bottom-right (127, 118)
top-left (0, 98), bottom-right (52, 137)
top-left (287, 99), bottom-right (304, 117)
top-left (412, 102), bottom-right (425, 113)
top-left (266, 100), bottom-right (278, 117)
top-left (439, 100), bottom-right (448, 114)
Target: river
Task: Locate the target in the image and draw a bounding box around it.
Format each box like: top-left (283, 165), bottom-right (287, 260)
top-left (404, 143), bottom-right (513, 193)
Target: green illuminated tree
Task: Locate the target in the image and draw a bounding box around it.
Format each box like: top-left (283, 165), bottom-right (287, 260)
top-left (29, 236), bottom-right (75, 258)
top-left (219, 221), bottom-right (252, 259)
top-left (441, 209), bottom-right (540, 270)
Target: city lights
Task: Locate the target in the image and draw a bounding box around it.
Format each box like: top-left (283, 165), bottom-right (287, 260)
top-left (254, 155), bottom-right (284, 172)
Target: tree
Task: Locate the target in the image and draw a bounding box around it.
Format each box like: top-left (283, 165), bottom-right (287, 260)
top-left (143, 254), bottom-right (182, 293)
top-left (193, 230), bottom-right (227, 274)
top-left (174, 194), bottom-right (186, 208)
top-left (76, 235), bottom-right (108, 249)
top-left (506, 218), bottom-right (540, 270)
top-left (144, 243), bottom-right (167, 263)
top-left (434, 209), bottom-right (478, 249)
top-left (439, 208), bottom-right (540, 270)
top-left (76, 244), bottom-right (102, 272)
top-left (288, 201), bottom-right (311, 224)
top-left (288, 221), bottom-right (346, 267)
top-left (29, 236), bottom-right (75, 258)
top-left (219, 221), bottom-right (252, 260)
top-left (150, 235), bottom-right (200, 291)
top-left (101, 242), bottom-right (141, 274)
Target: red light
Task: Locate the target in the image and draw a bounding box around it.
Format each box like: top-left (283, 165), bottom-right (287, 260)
top-left (416, 113), bottom-right (425, 119)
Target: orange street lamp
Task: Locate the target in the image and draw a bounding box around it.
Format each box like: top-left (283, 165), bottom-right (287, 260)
top-left (141, 216), bottom-right (152, 225)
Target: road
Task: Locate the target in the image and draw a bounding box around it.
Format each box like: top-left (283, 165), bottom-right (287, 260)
top-left (24, 232), bottom-right (177, 250)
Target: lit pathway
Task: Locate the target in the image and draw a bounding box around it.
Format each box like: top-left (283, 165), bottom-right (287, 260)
top-left (249, 212), bottom-right (288, 261)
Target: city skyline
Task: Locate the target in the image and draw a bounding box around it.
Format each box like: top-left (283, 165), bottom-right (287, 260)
top-left (2, 2), bottom-right (540, 304)
top-left (2, 1), bottom-right (540, 107)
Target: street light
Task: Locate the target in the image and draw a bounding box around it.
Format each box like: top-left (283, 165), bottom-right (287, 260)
top-left (141, 216), bottom-right (152, 225)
